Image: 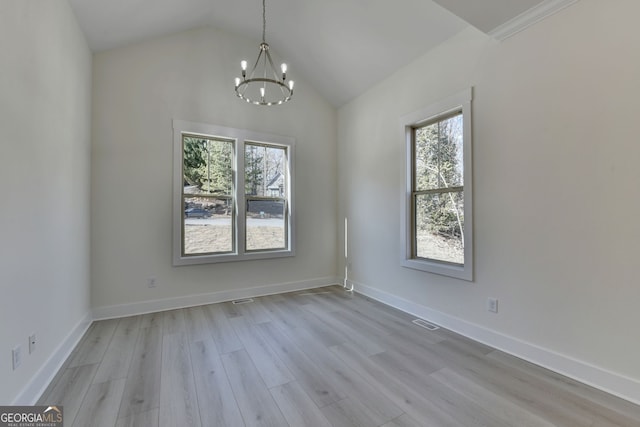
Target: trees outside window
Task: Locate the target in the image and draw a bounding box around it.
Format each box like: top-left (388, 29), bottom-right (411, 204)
top-left (401, 89), bottom-right (473, 280)
top-left (173, 121), bottom-right (294, 266)
top-left (181, 136), bottom-right (234, 255)
top-left (413, 113), bottom-right (464, 264)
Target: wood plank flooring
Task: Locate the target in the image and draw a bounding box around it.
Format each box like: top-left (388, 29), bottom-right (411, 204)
top-left (38, 286), bottom-right (640, 426)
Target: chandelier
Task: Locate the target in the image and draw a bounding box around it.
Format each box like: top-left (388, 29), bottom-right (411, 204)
top-left (234, 0), bottom-right (294, 106)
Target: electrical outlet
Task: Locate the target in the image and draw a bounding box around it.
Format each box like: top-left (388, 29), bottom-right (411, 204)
top-left (12, 345), bottom-right (22, 370)
top-left (29, 334), bottom-right (36, 354)
top-left (147, 277), bottom-right (157, 288)
top-left (487, 297), bottom-right (499, 313)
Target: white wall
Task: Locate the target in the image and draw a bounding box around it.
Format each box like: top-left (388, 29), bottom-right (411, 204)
top-left (0, 0), bottom-right (92, 404)
top-left (91, 26), bottom-right (337, 311)
top-left (338, 0), bottom-right (640, 402)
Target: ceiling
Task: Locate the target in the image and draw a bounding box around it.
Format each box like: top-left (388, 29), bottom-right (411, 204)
top-left (69, 0), bottom-right (552, 107)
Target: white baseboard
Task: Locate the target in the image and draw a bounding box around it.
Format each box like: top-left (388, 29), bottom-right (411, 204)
top-left (350, 280), bottom-right (640, 406)
top-left (12, 311), bottom-right (93, 405)
top-left (93, 276), bottom-right (339, 320)
top-left (12, 277), bottom-right (338, 404)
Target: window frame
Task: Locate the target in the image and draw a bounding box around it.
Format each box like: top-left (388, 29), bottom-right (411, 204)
top-left (400, 88), bottom-right (473, 281)
top-left (173, 120), bottom-right (295, 266)
top-left (243, 141), bottom-right (290, 253)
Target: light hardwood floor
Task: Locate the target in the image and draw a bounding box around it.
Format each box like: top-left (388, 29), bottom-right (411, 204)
top-left (38, 286), bottom-right (640, 426)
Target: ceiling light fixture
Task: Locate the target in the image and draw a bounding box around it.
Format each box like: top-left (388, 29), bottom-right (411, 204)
top-left (234, 0), bottom-right (294, 106)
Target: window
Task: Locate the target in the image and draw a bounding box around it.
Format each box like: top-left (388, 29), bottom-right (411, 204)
top-left (173, 120), bottom-right (294, 265)
top-left (401, 89), bottom-right (473, 280)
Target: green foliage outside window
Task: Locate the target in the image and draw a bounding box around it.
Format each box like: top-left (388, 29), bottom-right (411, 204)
top-left (414, 114), bottom-right (464, 243)
top-left (183, 136), bottom-right (233, 195)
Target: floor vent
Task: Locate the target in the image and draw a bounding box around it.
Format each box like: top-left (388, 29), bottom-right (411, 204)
top-left (232, 298), bottom-right (254, 305)
top-left (296, 291), bottom-right (332, 296)
top-left (412, 319), bottom-right (440, 331)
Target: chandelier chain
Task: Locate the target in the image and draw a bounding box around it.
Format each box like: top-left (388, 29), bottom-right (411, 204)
top-left (262, 0), bottom-right (266, 43)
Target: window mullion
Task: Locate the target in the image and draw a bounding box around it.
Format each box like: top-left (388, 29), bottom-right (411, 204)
top-left (414, 187), bottom-right (463, 196)
top-left (245, 196), bottom-right (286, 202)
top-left (236, 138), bottom-right (246, 256)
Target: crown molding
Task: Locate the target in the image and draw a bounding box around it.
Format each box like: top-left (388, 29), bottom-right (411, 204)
top-left (489, 0), bottom-right (580, 41)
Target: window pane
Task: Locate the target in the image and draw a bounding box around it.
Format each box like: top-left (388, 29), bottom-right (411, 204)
top-left (245, 144), bottom-right (286, 197)
top-left (415, 113), bottom-right (463, 191)
top-left (183, 196), bottom-right (233, 255)
top-left (246, 199), bottom-right (285, 251)
top-left (415, 191), bottom-right (464, 264)
top-left (183, 136), bottom-right (233, 196)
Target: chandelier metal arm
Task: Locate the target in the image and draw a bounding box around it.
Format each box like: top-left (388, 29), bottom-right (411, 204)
top-left (249, 45), bottom-right (266, 81)
top-left (264, 46), bottom-right (282, 81)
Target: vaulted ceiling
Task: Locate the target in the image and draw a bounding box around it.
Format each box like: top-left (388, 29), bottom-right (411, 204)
top-left (69, 0), bottom-right (572, 106)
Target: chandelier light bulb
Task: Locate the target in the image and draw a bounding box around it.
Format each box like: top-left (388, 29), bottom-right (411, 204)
top-left (260, 87), bottom-right (265, 98)
top-left (288, 80), bottom-right (294, 90)
top-left (281, 63), bottom-right (287, 73)
top-left (234, 77), bottom-right (241, 87)
top-left (240, 60), bottom-right (247, 78)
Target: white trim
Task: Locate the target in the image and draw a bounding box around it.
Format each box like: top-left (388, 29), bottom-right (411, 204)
top-left (172, 119), bottom-right (296, 266)
top-left (400, 88), bottom-right (474, 281)
top-left (14, 277), bottom-right (338, 403)
top-left (92, 277), bottom-right (338, 320)
top-left (350, 280), bottom-right (640, 406)
top-left (489, 0), bottom-right (580, 41)
top-left (12, 311), bottom-right (93, 405)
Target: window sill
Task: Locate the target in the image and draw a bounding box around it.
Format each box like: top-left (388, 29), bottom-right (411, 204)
top-left (401, 257), bottom-right (472, 281)
top-left (173, 249), bottom-right (295, 266)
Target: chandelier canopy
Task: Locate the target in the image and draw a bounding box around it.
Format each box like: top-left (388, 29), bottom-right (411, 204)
top-left (234, 0), bottom-right (294, 106)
